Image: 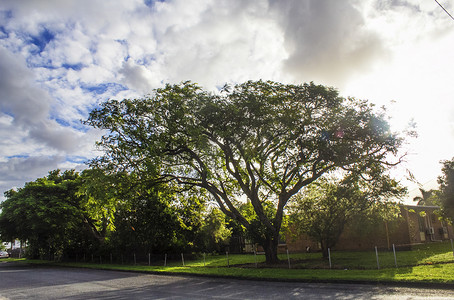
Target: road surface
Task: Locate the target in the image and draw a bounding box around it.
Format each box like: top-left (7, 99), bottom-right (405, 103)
top-left (0, 261), bottom-right (453, 299)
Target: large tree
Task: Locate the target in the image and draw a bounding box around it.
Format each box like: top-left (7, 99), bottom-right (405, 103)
top-left (85, 80), bottom-right (404, 263)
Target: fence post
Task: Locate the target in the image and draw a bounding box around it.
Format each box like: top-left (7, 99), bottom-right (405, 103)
top-left (134, 253), bottom-right (136, 265)
top-left (181, 253), bottom-right (185, 266)
top-left (148, 253), bottom-right (151, 266)
top-left (110, 253), bottom-right (113, 264)
top-left (286, 249), bottom-right (291, 269)
top-left (451, 239), bottom-right (454, 257)
top-left (203, 253), bottom-right (206, 267)
top-left (328, 248), bottom-right (332, 269)
top-left (393, 244), bottom-right (397, 267)
top-left (226, 251), bottom-right (229, 268)
top-left (254, 250), bottom-right (257, 268)
top-left (375, 246), bottom-right (380, 270)
top-left (164, 253), bottom-right (167, 267)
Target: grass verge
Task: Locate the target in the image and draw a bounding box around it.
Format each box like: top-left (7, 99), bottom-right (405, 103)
top-left (8, 241), bottom-right (454, 286)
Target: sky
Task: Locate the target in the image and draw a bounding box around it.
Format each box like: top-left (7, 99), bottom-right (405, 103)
top-left (0, 0), bottom-right (453, 203)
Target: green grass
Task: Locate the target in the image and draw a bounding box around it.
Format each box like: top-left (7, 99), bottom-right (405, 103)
top-left (11, 241), bottom-right (454, 285)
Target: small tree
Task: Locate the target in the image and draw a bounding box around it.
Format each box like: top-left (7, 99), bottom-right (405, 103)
top-left (413, 188), bottom-right (440, 206)
top-left (438, 157), bottom-right (454, 221)
top-left (290, 173), bottom-right (404, 258)
top-left (195, 208), bottom-right (232, 253)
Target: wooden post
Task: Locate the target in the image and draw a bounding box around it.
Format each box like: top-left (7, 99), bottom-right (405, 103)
top-left (328, 248), bottom-right (332, 269)
top-left (286, 249), bottom-right (291, 269)
top-left (181, 253), bottom-right (185, 266)
top-left (393, 244), bottom-right (397, 267)
top-left (375, 246), bottom-right (380, 270)
top-left (451, 239), bottom-right (454, 257)
top-left (254, 250), bottom-right (257, 268)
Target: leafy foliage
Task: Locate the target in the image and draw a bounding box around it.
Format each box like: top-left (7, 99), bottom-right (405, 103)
top-left (107, 179), bottom-right (205, 255)
top-left (438, 157), bottom-right (454, 221)
top-left (195, 208), bottom-right (232, 253)
top-left (0, 170), bottom-right (93, 259)
top-left (85, 80), bottom-right (404, 263)
top-left (0, 168), bottom-right (206, 259)
top-left (290, 174), bottom-right (405, 257)
top-left (413, 188), bottom-right (440, 206)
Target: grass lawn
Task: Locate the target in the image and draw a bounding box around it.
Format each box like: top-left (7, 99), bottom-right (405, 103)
top-left (11, 241), bottom-right (454, 285)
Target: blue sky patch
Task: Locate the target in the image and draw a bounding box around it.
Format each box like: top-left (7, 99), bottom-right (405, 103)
top-left (54, 118), bottom-right (70, 127)
top-left (62, 63), bottom-right (84, 71)
top-left (65, 156), bottom-right (89, 165)
top-left (82, 82), bottom-right (128, 95)
top-left (0, 10), bottom-right (13, 39)
top-left (29, 28), bottom-right (55, 53)
top-left (7, 154), bottom-right (29, 160)
top-left (137, 55), bottom-right (156, 65)
top-left (0, 25), bottom-right (8, 38)
top-left (144, 0), bottom-right (166, 8)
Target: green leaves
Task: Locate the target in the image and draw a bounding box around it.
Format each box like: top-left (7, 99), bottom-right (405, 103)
top-left (438, 157), bottom-right (454, 220)
top-left (85, 80), bottom-right (404, 263)
top-left (290, 174), bottom-right (404, 257)
top-left (0, 170), bottom-right (87, 258)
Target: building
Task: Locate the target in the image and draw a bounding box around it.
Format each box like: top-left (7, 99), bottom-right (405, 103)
top-left (285, 205), bottom-right (453, 252)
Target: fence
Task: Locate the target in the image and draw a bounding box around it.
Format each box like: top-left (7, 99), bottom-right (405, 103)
top-left (6, 240), bottom-right (454, 271)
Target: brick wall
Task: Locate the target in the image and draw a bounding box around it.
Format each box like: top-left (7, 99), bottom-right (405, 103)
top-left (284, 205), bottom-right (453, 252)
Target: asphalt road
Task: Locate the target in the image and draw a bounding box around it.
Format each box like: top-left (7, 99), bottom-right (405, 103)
top-left (1, 261), bottom-right (453, 299)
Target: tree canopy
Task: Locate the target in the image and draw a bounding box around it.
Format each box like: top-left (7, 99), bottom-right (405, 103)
top-left (0, 168), bottom-right (206, 260)
top-left (0, 170), bottom-right (89, 259)
top-left (86, 80), bottom-right (404, 263)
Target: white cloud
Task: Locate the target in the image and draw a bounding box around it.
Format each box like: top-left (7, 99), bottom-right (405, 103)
top-left (0, 0), bottom-right (454, 201)
top-left (268, 0), bottom-right (388, 87)
top-left (148, 0), bottom-right (288, 88)
top-left (0, 46), bottom-right (51, 125)
top-left (119, 59), bottom-right (158, 92)
top-left (0, 155), bottom-right (62, 201)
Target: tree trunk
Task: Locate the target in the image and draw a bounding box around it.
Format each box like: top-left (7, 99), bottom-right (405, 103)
top-left (321, 246), bottom-right (329, 259)
top-left (262, 235), bottom-right (280, 264)
top-left (320, 239), bottom-right (330, 259)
